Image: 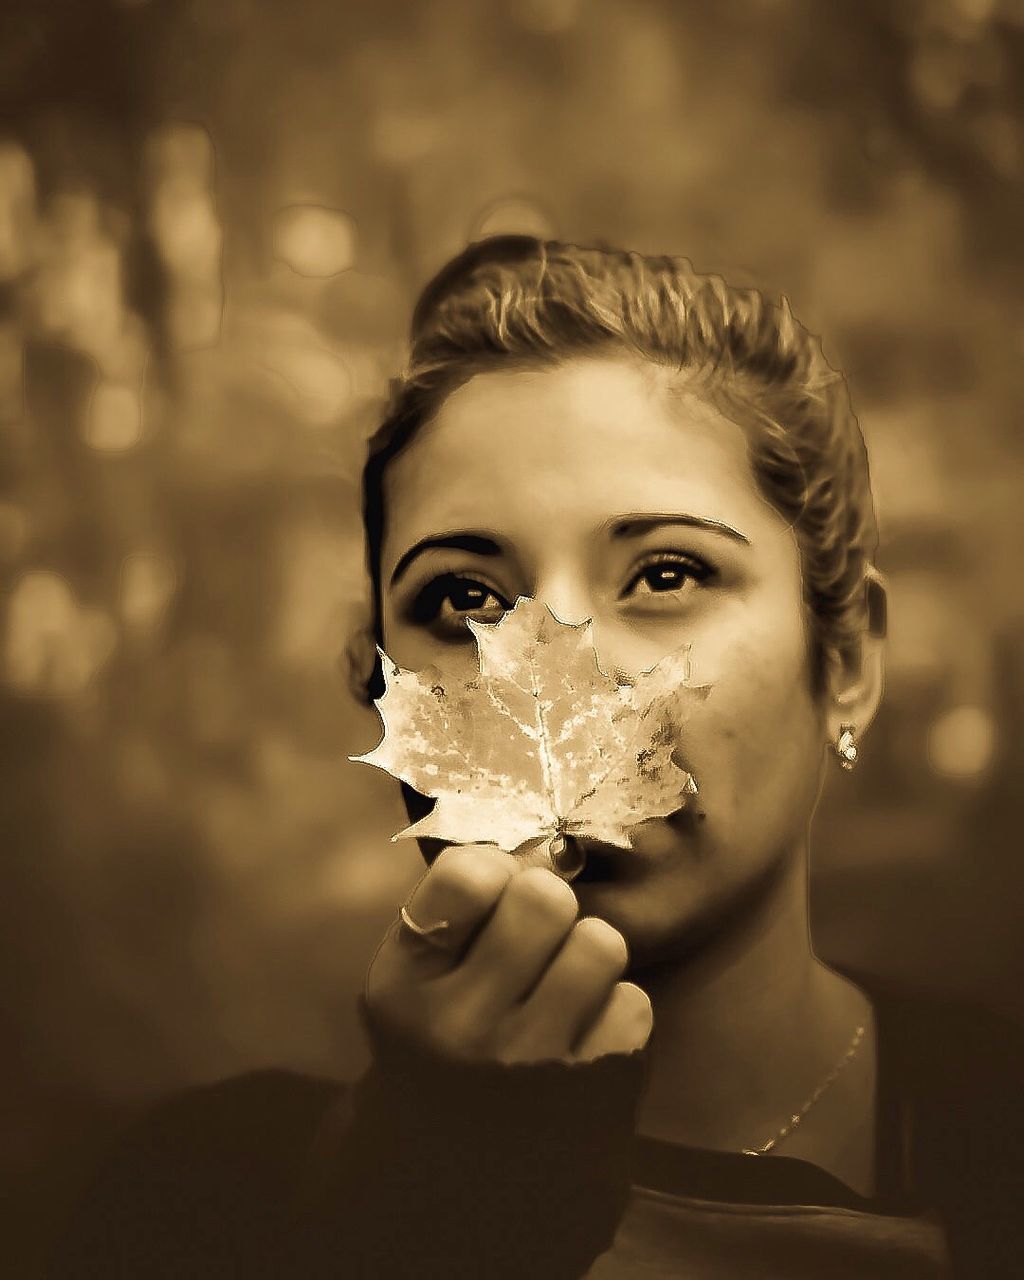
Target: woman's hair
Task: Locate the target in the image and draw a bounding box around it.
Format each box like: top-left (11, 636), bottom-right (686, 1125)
top-left (352, 235), bottom-right (881, 704)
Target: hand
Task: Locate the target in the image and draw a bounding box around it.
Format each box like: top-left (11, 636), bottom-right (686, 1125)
top-left (365, 844), bottom-right (653, 1066)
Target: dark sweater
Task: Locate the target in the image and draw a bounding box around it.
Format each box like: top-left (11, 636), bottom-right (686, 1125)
top-left (52, 969), bottom-right (1024, 1279)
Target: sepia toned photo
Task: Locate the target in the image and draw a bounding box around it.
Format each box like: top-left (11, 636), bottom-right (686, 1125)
top-left (2, 2), bottom-right (1022, 1276)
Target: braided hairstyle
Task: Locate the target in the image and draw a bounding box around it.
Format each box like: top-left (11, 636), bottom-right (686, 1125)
top-left (351, 235), bottom-right (883, 704)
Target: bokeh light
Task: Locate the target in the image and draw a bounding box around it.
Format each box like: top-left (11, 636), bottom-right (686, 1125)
top-left (118, 553), bottom-right (178, 639)
top-left (84, 382), bottom-right (143, 451)
top-left (273, 205), bottom-right (357, 278)
top-left (147, 124), bottom-right (223, 349)
top-left (0, 141), bottom-right (36, 282)
top-left (31, 194), bottom-right (124, 364)
top-left (3, 571), bottom-right (117, 699)
top-left (473, 196), bottom-right (556, 240)
top-left (927, 704), bottom-right (998, 780)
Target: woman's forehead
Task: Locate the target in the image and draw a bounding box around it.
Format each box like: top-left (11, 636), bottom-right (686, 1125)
top-left (382, 358), bottom-right (778, 552)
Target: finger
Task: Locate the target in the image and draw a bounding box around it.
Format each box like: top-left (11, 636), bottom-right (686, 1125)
top-left (573, 981), bottom-right (653, 1062)
top-left (396, 844), bottom-right (517, 974)
top-left (446, 866), bottom-right (578, 1015)
top-left (499, 916), bottom-right (629, 1061)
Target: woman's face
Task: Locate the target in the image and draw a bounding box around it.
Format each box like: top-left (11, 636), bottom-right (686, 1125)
top-left (379, 356), bottom-right (828, 968)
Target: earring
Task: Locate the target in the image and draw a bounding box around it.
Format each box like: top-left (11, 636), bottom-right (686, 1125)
top-left (835, 724), bottom-right (858, 771)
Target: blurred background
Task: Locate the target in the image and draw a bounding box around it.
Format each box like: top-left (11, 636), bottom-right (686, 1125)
top-left (1, 0), bottom-right (1022, 1270)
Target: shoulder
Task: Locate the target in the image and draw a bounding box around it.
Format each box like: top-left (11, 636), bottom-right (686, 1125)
top-left (97, 1068), bottom-right (350, 1190)
top-left (55, 1069), bottom-right (351, 1277)
top-left (849, 967), bottom-right (1024, 1098)
top-left (846, 966), bottom-right (1024, 1271)
top-left (131, 1067), bottom-right (347, 1150)
top-left (841, 965), bottom-right (1024, 1170)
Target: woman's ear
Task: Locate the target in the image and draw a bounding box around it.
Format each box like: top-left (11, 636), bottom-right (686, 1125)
top-left (825, 567), bottom-right (887, 746)
top-left (342, 621), bottom-right (380, 706)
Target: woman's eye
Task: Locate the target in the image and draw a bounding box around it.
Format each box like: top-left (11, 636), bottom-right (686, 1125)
top-left (409, 573), bottom-right (512, 635)
top-left (622, 555), bottom-right (713, 600)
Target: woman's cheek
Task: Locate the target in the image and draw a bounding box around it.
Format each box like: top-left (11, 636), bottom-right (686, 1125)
top-left (684, 631), bottom-right (820, 819)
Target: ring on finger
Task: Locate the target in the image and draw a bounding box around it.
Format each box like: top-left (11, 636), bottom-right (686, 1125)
top-left (398, 903), bottom-right (452, 951)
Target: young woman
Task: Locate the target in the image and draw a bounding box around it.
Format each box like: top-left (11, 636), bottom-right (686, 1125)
top-left (57, 237), bottom-right (1024, 1278)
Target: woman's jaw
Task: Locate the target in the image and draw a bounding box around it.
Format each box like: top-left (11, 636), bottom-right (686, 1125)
top-left (565, 806), bottom-right (805, 975)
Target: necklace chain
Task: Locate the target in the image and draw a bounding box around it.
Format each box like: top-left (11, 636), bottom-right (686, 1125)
top-left (741, 1023), bottom-right (866, 1157)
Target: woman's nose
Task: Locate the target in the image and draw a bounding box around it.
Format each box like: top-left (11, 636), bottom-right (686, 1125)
top-left (532, 572), bottom-right (593, 630)
top-left (532, 576), bottom-right (633, 685)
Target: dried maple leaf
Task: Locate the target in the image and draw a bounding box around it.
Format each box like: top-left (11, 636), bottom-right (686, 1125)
top-left (350, 597), bottom-right (708, 873)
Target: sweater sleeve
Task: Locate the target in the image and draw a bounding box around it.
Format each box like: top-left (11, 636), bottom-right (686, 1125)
top-left (53, 1008), bottom-right (647, 1279)
top-left (287, 997), bottom-right (648, 1279)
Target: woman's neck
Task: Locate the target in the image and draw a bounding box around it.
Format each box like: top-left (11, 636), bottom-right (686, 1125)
top-left (635, 845), bottom-right (876, 1190)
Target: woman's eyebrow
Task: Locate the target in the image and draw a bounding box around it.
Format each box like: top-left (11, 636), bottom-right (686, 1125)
top-left (606, 513), bottom-right (751, 545)
top-left (387, 515), bottom-right (749, 586)
top-left (389, 532), bottom-right (504, 586)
